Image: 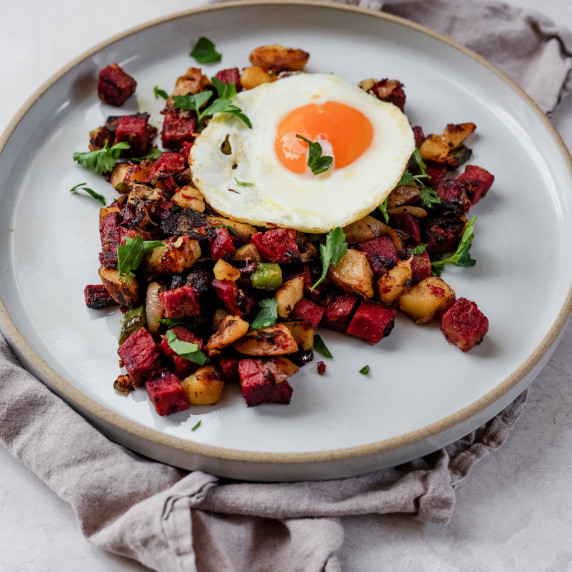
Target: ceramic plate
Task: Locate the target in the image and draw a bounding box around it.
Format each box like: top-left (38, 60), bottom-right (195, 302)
top-left (1, 2), bottom-right (571, 481)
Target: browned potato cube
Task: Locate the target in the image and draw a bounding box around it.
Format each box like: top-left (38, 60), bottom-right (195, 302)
top-left (419, 135), bottom-right (451, 164)
top-left (343, 215), bottom-right (390, 244)
top-left (213, 260), bottom-right (241, 282)
top-left (98, 266), bottom-right (139, 307)
top-left (233, 324), bottom-right (298, 355)
top-left (99, 206), bottom-right (120, 221)
top-left (420, 123), bottom-right (476, 166)
top-left (173, 185), bottom-right (205, 212)
top-left (206, 315), bottom-right (250, 355)
top-left (399, 277), bottom-right (456, 324)
top-left (376, 259), bottom-right (413, 307)
top-left (207, 216), bottom-right (257, 243)
top-left (172, 67), bottom-right (211, 96)
top-left (182, 365), bottom-right (225, 405)
top-left (233, 243), bottom-right (263, 262)
top-left (110, 161), bottom-right (152, 194)
top-left (249, 44), bottom-right (309, 72)
top-left (212, 308), bottom-right (229, 331)
top-left (444, 123), bottom-right (476, 148)
top-left (144, 237), bottom-right (201, 277)
top-left (281, 321), bottom-right (314, 351)
top-left (328, 249), bottom-right (374, 299)
top-left (146, 282), bottom-right (164, 335)
top-left (276, 277), bottom-right (304, 318)
top-left (240, 66), bottom-right (276, 90)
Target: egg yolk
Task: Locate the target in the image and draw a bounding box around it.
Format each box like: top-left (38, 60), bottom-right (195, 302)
top-left (275, 101), bottom-right (373, 175)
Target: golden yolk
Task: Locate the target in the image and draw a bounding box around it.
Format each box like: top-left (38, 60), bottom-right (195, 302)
top-left (275, 101), bottom-right (373, 175)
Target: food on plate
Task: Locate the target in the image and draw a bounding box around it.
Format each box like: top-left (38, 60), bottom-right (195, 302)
top-left (77, 42), bottom-right (493, 418)
top-left (97, 63), bottom-right (137, 107)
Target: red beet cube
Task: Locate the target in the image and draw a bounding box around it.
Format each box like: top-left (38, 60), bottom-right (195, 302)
top-left (98, 63), bottom-right (137, 107)
top-left (390, 213), bottom-right (421, 245)
top-left (159, 326), bottom-right (204, 379)
top-left (161, 110), bottom-right (196, 149)
top-left (212, 279), bottom-right (242, 315)
top-left (292, 298), bottom-right (325, 328)
top-left (215, 68), bottom-right (242, 91)
top-left (84, 284), bottom-right (115, 310)
top-left (251, 229), bottom-right (301, 263)
top-left (219, 355), bottom-right (239, 383)
top-left (358, 236), bottom-right (399, 276)
top-left (115, 115), bottom-right (150, 156)
top-left (323, 293), bottom-right (360, 332)
top-left (118, 327), bottom-right (163, 385)
top-left (410, 250), bottom-right (432, 283)
top-left (441, 297), bottom-right (489, 352)
top-left (159, 285), bottom-right (200, 318)
top-left (346, 301), bottom-right (396, 344)
top-left (457, 165), bottom-right (494, 205)
top-left (210, 227), bottom-right (235, 261)
top-left (146, 373), bottom-right (190, 416)
top-left (238, 359), bottom-right (294, 407)
top-left (146, 152), bottom-right (185, 180)
top-left (412, 125), bottom-right (426, 148)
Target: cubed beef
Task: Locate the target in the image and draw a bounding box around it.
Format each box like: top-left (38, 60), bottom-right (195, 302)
top-left (146, 373), bottom-right (190, 416)
top-left (238, 359), bottom-right (294, 406)
top-left (425, 162), bottom-right (448, 187)
top-left (292, 298), bottom-right (325, 328)
top-left (161, 109), bottom-right (196, 149)
top-left (118, 327), bottom-right (163, 385)
top-left (212, 279), bottom-right (242, 315)
top-left (390, 212), bottom-right (421, 245)
top-left (215, 68), bottom-right (242, 91)
top-left (346, 301), bottom-right (396, 344)
top-left (457, 165), bottom-right (494, 205)
top-left (251, 229), bottom-right (301, 263)
top-left (410, 250), bottom-right (432, 284)
top-left (412, 125), bottom-right (425, 148)
top-left (323, 293), bottom-right (360, 332)
top-left (99, 211), bottom-right (121, 247)
top-left (84, 284), bottom-right (115, 310)
top-left (358, 236), bottom-right (399, 276)
top-left (115, 114), bottom-right (151, 157)
top-left (441, 297), bottom-right (489, 352)
top-left (160, 206), bottom-right (215, 240)
top-left (370, 79), bottom-right (405, 111)
top-left (425, 217), bottom-right (465, 254)
top-left (98, 63), bottom-right (137, 107)
top-left (159, 326), bottom-right (204, 379)
top-left (210, 227), bottom-right (235, 260)
top-left (435, 179), bottom-right (471, 214)
top-left (146, 152), bottom-right (185, 180)
top-left (219, 355), bottom-right (240, 383)
top-left (159, 285), bottom-right (200, 318)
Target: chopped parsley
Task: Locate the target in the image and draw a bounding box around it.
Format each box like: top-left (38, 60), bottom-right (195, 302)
top-left (69, 182), bottom-right (106, 206)
top-left (156, 318), bottom-right (193, 328)
top-left (396, 148), bottom-right (441, 209)
top-left (252, 298), bottom-right (278, 330)
top-left (295, 134), bottom-right (333, 175)
top-left (213, 224), bottom-right (239, 237)
top-left (117, 235), bottom-right (164, 277)
top-left (311, 227), bottom-right (347, 291)
top-left (190, 36), bottom-right (222, 64)
top-left (431, 216), bottom-right (477, 276)
top-left (378, 197), bottom-right (390, 224)
top-left (153, 85), bottom-right (169, 100)
top-left (166, 330), bottom-right (208, 365)
top-left (130, 148), bottom-right (163, 163)
top-left (408, 244), bottom-right (427, 256)
top-left (191, 420), bottom-right (202, 432)
top-left (313, 334), bottom-right (333, 359)
top-left (234, 178), bottom-right (253, 187)
top-left (359, 365), bottom-right (370, 375)
top-left (73, 141), bottom-right (130, 175)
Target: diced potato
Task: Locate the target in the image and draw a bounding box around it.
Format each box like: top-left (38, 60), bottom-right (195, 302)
top-left (110, 163), bottom-right (131, 193)
top-left (98, 266), bottom-right (139, 307)
top-left (233, 324), bottom-right (298, 355)
top-left (144, 237), bottom-right (201, 277)
top-left (276, 277), bottom-right (304, 318)
top-left (207, 215), bottom-right (257, 243)
top-left (249, 44), bottom-right (309, 72)
top-left (240, 66), bottom-right (276, 90)
top-left (182, 365), bottom-right (225, 405)
top-left (110, 162), bottom-right (152, 194)
top-left (173, 185), bottom-right (205, 212)
top-left (270, 357), bottom-right (300, 380)
top-left (213, 259), bottom-right (241, 282)
top-left (281, 321), bottom-right (314, 351)
top-left (419, 135), bottom-right (452, 164)
top-left (233, 243), bottom-right (262, 262)
top-left (419, 123), bottom-right (476, 166)
top-left (399, 277), bottom-right (456, 324)
top-left (376, 259), bottom-right (413, 307)
top-left (444, 123), bottom-right (476, 148)
top-left (171, 67), bottom-right (210, 96)
top-left (328, 249), bottom-right (374, 299)
top-left (99, 206), bottom-right (120, 221)
top-left (212, 308), bottom-right (229, 331)
top-left (343, 215), bottom-right (390, 244)
top-left (206, 315), bottom-right (250, 355)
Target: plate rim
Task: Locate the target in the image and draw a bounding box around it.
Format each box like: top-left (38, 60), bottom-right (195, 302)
top-left (1, 0), bottom-right (571, 465)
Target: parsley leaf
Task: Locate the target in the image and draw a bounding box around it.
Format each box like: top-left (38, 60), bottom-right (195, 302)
top-left (190, 36), bottom-right (222, 64)
top-left (313, 334), bottom-right (333, 359)
top-left (418, 186), bottom-right (441, 208)
top-left (378, 197), bottom-right (390, 224)
top-left (431, 216), bottom-right (477, 276)
top-left (413, 148), bottom-right (427, 177)
top-left (117, 235), bottom-right (164, 277)
top-left (211, 77), bottom-right (237, 99)
top-left (395, 149), bottom-right (441, 209)
top-left (173, 91), bottom-right (212, 117)
top-left (166, 330), bottom-right (208, 365)
top-left (234, 178), bottom-right (253, 187)
top-left (130, 148), bottom-right (163, 164)
top-left (252, 298), bottom-right (278, 330)
top-left (153, 85), bottom-right (169, 100)
top-left (204, 97), bottom-right (252, 128)
top-left (408, 244), bottom-right (427, 256)
top-left (69, 182), bottom-right (106, 206)
top-left (359, 365), bottom-right (370, 375)
top-left (213, 224), bottom-right (239, 237)
top-left (311, 227), bottom-right (347, 291)
top-left (73, 141), bottom-right (130, 175)
top-left (192, 420), bottom-right (202, 432)
top-left (156, 318), bottom-right (192, 328)
top-left (295, 134), bottom-right (333, 175)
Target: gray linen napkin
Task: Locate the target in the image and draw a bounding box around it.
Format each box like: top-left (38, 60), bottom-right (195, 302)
top-left (1, 1), bottom-right (571, 570)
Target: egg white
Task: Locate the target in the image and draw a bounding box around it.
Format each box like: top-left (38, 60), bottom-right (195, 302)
top-left (190, 73), bottom-right (414, 233)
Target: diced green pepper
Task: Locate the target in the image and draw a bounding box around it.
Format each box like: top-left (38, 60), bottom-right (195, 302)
top-left (251, 263), bottom-right (283, 290)
top-left (118, 305), bottom-right (147, 345)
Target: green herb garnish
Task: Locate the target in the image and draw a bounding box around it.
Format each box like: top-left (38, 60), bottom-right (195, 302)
top-left (191, 420), bottom-right (202, 431)
top-left (211, 76), bottom-right (237, 99)
top-left (131, 148), bottom-right (163, 164)
top-left (311, 227), bottom-right (347, 291)
top-left (418, 186), bottom-right (441, 208)
top-left (190, 36), bottom-right (222, 64)
top-left (117, 235), bottom-right (164, 277)
top-left (396, 148), bottom-right (441, 209)
top-left (313, 334), bottom-right (333, 358)
top-left (378, 197), bottom-right (389, 224)
top-left (166, 330), bottom-right (208, 365)
top-left (213, 224), bottom-right (239, 237)
top-left (69, 182), bottom-right (106, 206)
top-left (295, 134), bottom-right (334, 175)
top-left (73, 141), bottom-right (130, 175)
top-left (156, 318), bottom-right (192, 328)
top-left (252, 298), bottom-right (278, 329)
top-left (431, 216), bottom-right (477, 276)
top-left (153, 86), bottom-right (169, 100)
top-left (408, 244), bottom-right (427, 256)
top-left (359, 365), bottom-right (370, 375)
top-left (234, 178), bottom-right (253, 187)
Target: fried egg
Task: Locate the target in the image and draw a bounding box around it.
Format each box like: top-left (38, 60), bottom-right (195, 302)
top-left (190, 73), bottom-right (414, 233)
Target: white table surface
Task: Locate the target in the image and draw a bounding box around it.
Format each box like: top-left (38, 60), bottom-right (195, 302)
top-left (1, 1), bottom-right (571, 570)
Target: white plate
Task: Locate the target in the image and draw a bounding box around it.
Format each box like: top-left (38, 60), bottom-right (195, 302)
top-left (0, 1), bottom-right (571, 481)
